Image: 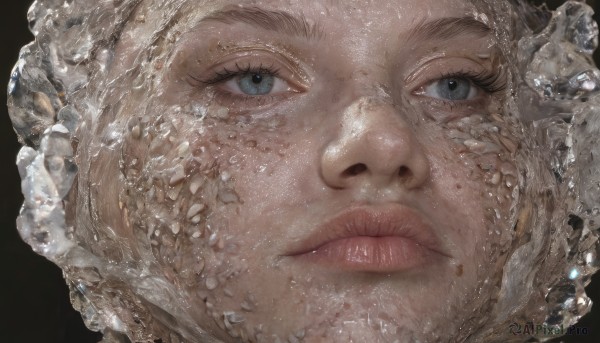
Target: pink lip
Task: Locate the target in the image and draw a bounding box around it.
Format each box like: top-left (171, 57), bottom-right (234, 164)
top-left (286, 205), bottom-right (450, 272)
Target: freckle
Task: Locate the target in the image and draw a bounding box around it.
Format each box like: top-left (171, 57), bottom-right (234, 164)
top-left (456, 184), bottom-right (462, 189)
top-left (456, 264), bottom-right (464, 277)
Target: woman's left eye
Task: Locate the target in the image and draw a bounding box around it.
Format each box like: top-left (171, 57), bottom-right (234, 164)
top-left (422, 77), bottom-right (478, 101)
top-left (224, 73), bottom-right (290, 96)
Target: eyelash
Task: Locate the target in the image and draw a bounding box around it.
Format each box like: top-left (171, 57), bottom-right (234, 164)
top-left (187, 63), bottom-right (505, 113)
top-left (190, 63), bottom-right (281, 85)
top-left (440, 69), bottom-right (506, 94)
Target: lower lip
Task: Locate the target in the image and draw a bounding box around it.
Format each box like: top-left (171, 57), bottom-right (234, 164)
top-left (295, 236), bottom-right (436, 272)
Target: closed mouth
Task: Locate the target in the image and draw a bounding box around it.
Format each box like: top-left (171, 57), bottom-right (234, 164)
top-left (285, 204), bottom-right (450, 272)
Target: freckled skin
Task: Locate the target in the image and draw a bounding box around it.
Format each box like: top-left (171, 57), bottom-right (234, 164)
top-left (80, 0), bottom-right (527, 342)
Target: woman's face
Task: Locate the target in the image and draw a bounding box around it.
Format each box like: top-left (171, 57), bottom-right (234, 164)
top-left (89, 0), bottom-right (522, 341)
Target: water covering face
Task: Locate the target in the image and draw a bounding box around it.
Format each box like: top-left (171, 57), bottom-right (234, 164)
top-left (6, 0), bottom-right (600, 342)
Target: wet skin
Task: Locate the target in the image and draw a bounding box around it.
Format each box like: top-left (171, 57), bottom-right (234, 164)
top-left (84, 0), bottom-right (524, 341)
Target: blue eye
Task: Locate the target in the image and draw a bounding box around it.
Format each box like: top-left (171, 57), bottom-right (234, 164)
top-left (237, 73), bottom-right (275, 95)
top-left (432, 77), bottom-right (474, 100)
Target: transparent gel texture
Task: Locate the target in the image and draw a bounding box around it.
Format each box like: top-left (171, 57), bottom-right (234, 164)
top-left (6, 0), bottom-right (600, 342)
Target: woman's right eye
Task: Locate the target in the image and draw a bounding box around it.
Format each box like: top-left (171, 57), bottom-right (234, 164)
top-left (186, 52), bottom-right (310, 109)
top-left (222, 72), bottom-right (291, 96)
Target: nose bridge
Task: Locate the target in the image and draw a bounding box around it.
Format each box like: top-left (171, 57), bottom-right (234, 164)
top-left (320, 96), bottom-right (430, 190)
top-left (340, 96), bottom-right (407, 144)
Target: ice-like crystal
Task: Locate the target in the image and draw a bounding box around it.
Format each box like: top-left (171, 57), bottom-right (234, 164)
top-left (5, 0), bottom-right (600, 342)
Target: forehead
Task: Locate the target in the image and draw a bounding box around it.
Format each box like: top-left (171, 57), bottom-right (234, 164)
top-left (132, 0), bottom-right (482, 33)
top-left (116, 0), bottom-right (486, 58)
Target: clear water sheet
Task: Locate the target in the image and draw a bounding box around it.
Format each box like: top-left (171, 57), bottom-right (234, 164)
top-left (6, 0), bottom-right (600, 342)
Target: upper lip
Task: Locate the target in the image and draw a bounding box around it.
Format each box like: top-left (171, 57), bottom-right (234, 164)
top-left (286, 203), bottom-right (450, 258)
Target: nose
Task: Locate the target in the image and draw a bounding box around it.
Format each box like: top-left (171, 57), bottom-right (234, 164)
top-left (320, 97), bottom-right (430, 190)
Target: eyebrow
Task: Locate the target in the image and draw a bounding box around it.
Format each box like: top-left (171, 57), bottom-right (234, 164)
top-left (406, 17), bottom-right (491, 42)
top-left (201, 7), bottom-right (323, 40)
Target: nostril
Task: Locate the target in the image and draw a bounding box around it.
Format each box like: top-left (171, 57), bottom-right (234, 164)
top-left (398, 166), bottom-right (410, 178)
top-left (343, 163), bottom-right (368, 177)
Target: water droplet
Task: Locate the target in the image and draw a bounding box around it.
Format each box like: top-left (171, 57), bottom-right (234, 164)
top-left (187, 203), bottom-right (205, 219)
top-left (191, 215), bottom-right (202, 224)
top-left (176, 141), bottom-right (190, 157)
top-left (169, 165), bottom-right (186, 186)
top-left (189, 177), bottom-right (204, 195)
top-left (205, 276), bottom-right (219, 290)
top-left (208, 233), bottom-right (219, 247)
top-left (241, 294), bottom-right (257, 312)
top-left (221, 171), bottom-right (231, 182)
top-left (490, 172), bottom-right (501, 185)
top-left (294, 329), bottom-right (305, 339)
top-left (33, 92), bottom-right (55, 119)
top-left (568, 267), bottom-right (580, 280)
top-left (218, 188), bottom-right (240, 204)
top-left (224, 311), bottom-right (245, 324)
top-left (166, 189), bottom-right (181, 203)
top-left (130, 124), bottom-right (141, 139)
top-left (170, 223), bottom-right (180, 235)
top-left (464, 139), bottom-right (502, 155)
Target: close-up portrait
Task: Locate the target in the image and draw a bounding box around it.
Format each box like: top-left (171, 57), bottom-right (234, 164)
top-left (1, 0), bottom-right (600, 342)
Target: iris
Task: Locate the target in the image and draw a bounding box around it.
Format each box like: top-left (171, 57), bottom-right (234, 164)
top-left (237, 73), bottom-right (275, 95)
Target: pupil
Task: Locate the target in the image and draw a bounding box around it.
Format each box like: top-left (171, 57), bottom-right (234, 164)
top-left (448, 79), bottom-right (458, 91)
top-left (252, 74), bottom-right (263, 84)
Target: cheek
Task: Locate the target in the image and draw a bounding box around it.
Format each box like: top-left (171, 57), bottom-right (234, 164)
top-left (116, 108), bottom-right (297, 339)
top-left (422, 113), bottom-right (522, 274)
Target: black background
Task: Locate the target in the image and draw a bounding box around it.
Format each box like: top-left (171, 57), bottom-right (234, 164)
top-left (0, 1), bottom-right (598, 342)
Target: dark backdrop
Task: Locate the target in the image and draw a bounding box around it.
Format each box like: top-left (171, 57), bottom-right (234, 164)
top-left (0, 1), bottom-right (598, 342)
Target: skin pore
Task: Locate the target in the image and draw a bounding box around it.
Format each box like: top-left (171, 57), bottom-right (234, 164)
top-left (82, 0), bottom-right (524, 341)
